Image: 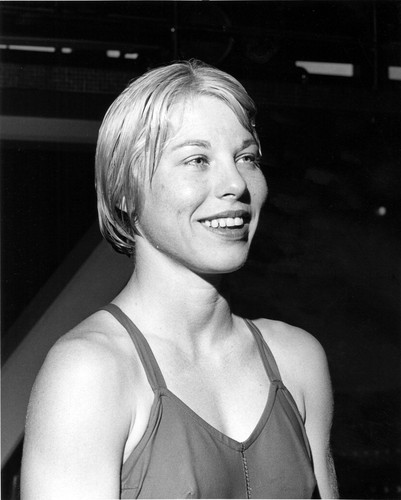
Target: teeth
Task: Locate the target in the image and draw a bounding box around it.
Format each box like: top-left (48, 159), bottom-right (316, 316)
top-left (203, 217), bottom-right (245, 228)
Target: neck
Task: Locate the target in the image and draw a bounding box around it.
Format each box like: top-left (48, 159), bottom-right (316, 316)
top-left (115, 240), bottom-right (234, 347)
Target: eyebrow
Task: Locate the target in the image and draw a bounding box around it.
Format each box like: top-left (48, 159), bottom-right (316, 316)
top-left (239, 138), bottom-right (258, 150)
top-left (171, 138), bottom-right (258, 152)
top-left (171, 140), bottom-right (211, 151)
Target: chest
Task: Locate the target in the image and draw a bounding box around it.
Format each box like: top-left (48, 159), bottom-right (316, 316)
top-left (154, 343), bottom-right (272, 443)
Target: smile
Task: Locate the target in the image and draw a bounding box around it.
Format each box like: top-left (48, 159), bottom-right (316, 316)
top-left (199, 215), bottom-right (250, 241)
top-left (202, 217), bottom-right (245, 228)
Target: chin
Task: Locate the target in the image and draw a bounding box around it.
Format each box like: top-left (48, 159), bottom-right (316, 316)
top-left (194, 252), bottom-right (249, 275)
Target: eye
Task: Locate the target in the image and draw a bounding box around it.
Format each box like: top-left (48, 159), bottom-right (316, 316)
top-left (185, 156), bottom-right (209, 168)
top-left (236, 153), bottom-right (261, 168)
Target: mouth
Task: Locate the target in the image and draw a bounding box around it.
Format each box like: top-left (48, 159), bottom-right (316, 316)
top-left (202, 216), bottom-right (246, 229)
top-left (198, 211), bottom-right (251, 239)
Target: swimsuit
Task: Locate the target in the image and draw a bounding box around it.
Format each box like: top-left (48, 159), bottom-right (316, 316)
top-left (102, 304), bottom-right (317, 499)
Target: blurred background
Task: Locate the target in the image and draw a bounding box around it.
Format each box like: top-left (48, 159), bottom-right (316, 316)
top-left (1, 2), bottom-right (400, 498)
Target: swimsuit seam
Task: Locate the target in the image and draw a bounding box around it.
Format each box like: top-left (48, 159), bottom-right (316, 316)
top-left (241, 444), bottom-right (252, 499)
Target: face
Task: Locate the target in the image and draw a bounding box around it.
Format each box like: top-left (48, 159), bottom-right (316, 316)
top-left (135, 95), bottom-right (268, 275)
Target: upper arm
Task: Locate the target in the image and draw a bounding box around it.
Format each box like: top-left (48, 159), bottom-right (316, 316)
top-left (301, 336), bottom-right (339, 499)
top-left (21, 334), bottom-right (132, 500)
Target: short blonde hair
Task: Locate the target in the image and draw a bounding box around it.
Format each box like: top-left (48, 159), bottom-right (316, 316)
top-left (95, 59), bottom-right (260, 256)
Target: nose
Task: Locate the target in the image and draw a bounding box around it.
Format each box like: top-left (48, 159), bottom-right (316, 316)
top-left (214, 158), bottom-right (248, 200)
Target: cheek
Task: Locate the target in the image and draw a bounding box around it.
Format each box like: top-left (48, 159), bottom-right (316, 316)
top-left (165, 177), bottom-right (208, 211)
top-left (260, 176), bottom-right (268, 203)
top-left (249, 171), bottom-right (268, 206)
top-left (145, 188), bottom-right (194, 228)
top-left (149, 180), bottom-right (178, 213)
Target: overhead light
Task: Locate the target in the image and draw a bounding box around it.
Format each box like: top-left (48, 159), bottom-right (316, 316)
top-left (9, 45), bottom-right (56, 53)
top-left (296, 61), bottom-right (354, 77)
top-left (124, 52), bottom-right (139, 60)
top-left (376, 206), bottom-right (387, 217)
top-left (388, 66), bottom-right (401, 81)
top-left (107, 50), bottom-right (121, 58)
top-left (61, 47), bottom-right (73, 54)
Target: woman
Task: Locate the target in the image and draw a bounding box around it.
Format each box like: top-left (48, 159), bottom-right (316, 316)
top-left (21, 60), bottom-right (338, 499)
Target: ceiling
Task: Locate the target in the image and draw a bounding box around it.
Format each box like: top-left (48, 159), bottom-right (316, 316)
top-left (1, 1), bottom-right (400, 87)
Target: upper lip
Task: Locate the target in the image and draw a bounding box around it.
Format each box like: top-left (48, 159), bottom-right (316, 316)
top-left (199, 210), bottom-right (251, 222)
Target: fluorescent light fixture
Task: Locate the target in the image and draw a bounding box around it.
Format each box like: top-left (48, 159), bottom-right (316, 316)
top-left (0, 44), bottom-right (7, 49)
top-left (296, 61), bottom-right (354, 77)
top-left (107, 50), bottom-right (121, 58)
top-left (124, 52), bottom-right (139, 60)
top-left (388, 66), bottom-right (401, 81)
top-left (61, 47), bottom-right (73, 54)
top-left (9, 45), bottom-right (56, 53)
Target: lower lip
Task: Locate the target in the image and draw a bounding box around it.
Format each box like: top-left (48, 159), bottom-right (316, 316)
top-left (200, 222), bottom-right (249, 241)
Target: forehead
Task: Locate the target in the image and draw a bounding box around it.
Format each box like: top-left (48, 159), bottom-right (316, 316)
top-left (166, 95), bottom-right (251, 142)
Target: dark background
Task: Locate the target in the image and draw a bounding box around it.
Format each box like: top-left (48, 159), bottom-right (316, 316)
top-left (1, 2), bottom-right (400, 498)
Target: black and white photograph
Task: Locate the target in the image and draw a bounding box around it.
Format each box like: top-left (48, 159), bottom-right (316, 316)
top-left (1, 2), bottom-right (400, 499)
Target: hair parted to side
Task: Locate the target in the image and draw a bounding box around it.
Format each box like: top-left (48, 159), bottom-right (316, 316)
top-left (95, 59), bottom-right (260, 257)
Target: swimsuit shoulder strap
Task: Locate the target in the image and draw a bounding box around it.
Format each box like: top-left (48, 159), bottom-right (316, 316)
top-left (101, 303), bottom-right (167, 391)
top-left (243, 318), bottom-right (283, 384)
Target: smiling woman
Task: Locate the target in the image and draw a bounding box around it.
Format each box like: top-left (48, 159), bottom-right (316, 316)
top-left (134, 95), bottom-right (267, 275)
top-left (21, 60), bottom-right (338, 499)
top-left (95, 60), bottom-right (262, 258)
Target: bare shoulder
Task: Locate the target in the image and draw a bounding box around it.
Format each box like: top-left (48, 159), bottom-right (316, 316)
top-left (22, 311), bottom-right (138, 497)
top-left (39, 309), bottom-right (134, 385)
top-left (253, 317), bottom-right (328, 373)
top-left (27, 309), bottom-right (137, 431)
top-left (252, 318), bottom-right (331, 417)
